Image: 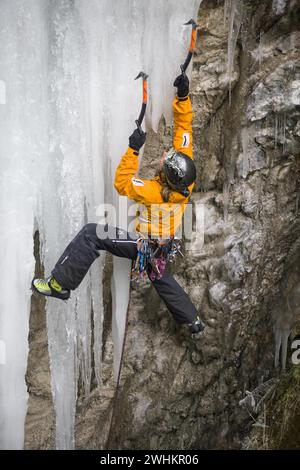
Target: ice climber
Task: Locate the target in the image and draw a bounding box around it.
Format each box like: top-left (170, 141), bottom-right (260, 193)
top-left (32, 73), bottom-right (205, 337)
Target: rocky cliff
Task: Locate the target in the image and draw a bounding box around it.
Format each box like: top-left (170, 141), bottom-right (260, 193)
top-left (25, 0), bottom-right (300, 449)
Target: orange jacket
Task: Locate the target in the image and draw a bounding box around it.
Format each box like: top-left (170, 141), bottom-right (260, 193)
top-left (114, 96), bottom-right (194, 239)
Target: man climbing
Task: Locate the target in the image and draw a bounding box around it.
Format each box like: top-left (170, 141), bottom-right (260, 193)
top-left (32, 73), bottom-right (205, 337)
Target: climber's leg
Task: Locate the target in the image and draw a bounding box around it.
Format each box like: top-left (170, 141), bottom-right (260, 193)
top-left (51, 223), bottom-right (138, 290)
top-left (149, 270), bottom-right (197, 323)
top-left (31, 224), bottom-right (138, 298)
top-left (149, 270), bottom-right (205, 335)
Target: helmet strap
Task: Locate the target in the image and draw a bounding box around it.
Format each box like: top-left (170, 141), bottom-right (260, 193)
top-left (181, 188), bottom-right (190, 197)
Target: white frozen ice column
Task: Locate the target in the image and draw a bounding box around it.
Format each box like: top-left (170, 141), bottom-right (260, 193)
top-left (0, 0), bottom-right (49, 450)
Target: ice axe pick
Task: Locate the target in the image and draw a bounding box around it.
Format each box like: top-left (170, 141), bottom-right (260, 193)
top-left (181, 19), bottom-right (199, 74)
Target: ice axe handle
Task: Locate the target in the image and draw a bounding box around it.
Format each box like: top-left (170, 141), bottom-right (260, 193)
top-left (135, 100), bottom-right (146, 132)
top-left (181, 19), bottom-right (198, 73)
top-left (135, 72), bottom-right (148, 131)
top-left (181, 49), bottom-right (193, 74)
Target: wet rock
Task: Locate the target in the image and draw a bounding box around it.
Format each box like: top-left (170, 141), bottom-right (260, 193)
top-left (247, 62), bottom-right (300, 121)
top-left (209, 281), bottom-right (228, 308)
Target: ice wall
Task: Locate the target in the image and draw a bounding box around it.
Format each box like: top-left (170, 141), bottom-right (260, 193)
top-left (0, 0), bottom-right (49, 449)
top-left (0, 0), bottom-right (201, 449)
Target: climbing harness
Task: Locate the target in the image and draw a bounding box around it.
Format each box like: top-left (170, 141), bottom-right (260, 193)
top-left (131, 237), bottom-right (183, 281)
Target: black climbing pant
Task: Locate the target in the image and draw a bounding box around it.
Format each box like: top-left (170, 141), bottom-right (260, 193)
top-left (52, 223), bottom-right (198, 324)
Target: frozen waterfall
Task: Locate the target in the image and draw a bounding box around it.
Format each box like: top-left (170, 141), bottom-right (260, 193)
top-left (0, 0), bottom-right (201, 450)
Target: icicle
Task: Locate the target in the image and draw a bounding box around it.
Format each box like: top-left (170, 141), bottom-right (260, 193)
top-left (76, 279), bottom-right (92, 398)
top-left (274, 327), bottom-right (281, 369)
top-left (239, 379), bottom-right (279, 414)
top-left (224, 0), bottom-right (243, 105)
top-left (258, 31), bottom-right (263, 72)
top-left (273, 114), bottom-right (287, 151)
top-left (274, 327), bottom-right (291, 371)
top-left (241, 127), bottom-right (250, 178)
top-left (274, 114), bottom-right (278, 149)
top-left (223, 182), bottom-right (230, 222)
top-left (282, 113), bottom-right (286, 153)
top-left (91, 259), bottom-right (105, 387)
top-left (272, 0), bottom-right (286, 15)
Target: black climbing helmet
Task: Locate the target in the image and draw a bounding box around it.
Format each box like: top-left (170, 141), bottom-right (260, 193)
top-left (163, 148), bottom-right (196, 195)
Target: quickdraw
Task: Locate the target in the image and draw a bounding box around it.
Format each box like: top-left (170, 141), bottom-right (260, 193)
top-left (131, 238), bottom-right (183, 281)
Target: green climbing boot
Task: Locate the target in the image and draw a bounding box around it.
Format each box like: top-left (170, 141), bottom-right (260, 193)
top-left (32, 276), bottom-right (70, 300)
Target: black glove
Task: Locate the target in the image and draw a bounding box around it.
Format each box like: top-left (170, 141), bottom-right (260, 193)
top-left (129, 128), bottom-right (146, 152)
top-left (173, 73), bottom-right (189, 98)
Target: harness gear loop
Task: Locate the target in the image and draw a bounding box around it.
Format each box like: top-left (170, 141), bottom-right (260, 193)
top-left (131, 237), bottom-right (183, 282)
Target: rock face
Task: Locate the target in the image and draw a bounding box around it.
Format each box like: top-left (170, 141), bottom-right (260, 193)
top-left (25, 232), bottom-right (55, 449)
top-left (25, 0), bottom-right (300, 449)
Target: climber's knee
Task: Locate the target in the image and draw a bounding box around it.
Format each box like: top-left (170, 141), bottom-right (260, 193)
top-left (83, 223), bottom-right (98, 236)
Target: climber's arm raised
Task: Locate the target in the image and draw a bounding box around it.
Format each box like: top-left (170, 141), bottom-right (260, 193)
top-left (172, 74), bottom-right (193, 159)
top-left (114, 128), bottom-right (154, 203)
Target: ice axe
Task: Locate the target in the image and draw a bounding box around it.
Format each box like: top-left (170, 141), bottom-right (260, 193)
top-left (134, 71), bottom-right (148, 133)
top-left (181, 19), bottom-right (199, 74)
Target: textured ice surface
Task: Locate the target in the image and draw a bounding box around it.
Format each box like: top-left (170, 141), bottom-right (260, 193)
top-left (0, 0), bottom-right (48, 449)
top-left (0, 0), bottom-right (201, 449)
